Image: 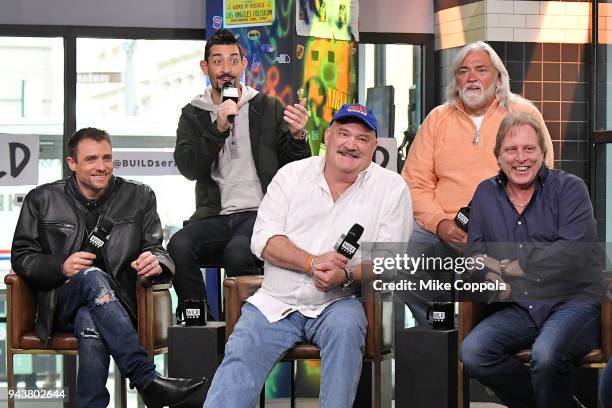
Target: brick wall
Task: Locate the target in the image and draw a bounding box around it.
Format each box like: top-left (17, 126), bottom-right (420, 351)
top-left (433, 0), bottom-right (592, 179)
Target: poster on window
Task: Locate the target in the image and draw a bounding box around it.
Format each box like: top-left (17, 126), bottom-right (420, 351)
top-left (0, 134), bottom-right (39, 186)
top-left (224, 0), bottom-right (275, 28)
top-left (296, 0), bottom-right (359, 41)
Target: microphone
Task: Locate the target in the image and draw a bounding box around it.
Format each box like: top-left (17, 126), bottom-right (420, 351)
top-left (454, 205), bottom-right (470, 232)
top-left (83, 217), bottom-right (114, 254)
top-left (221, 81), bottom-right (239, 123)
top-left (334, 223), bottom-right (364, 260)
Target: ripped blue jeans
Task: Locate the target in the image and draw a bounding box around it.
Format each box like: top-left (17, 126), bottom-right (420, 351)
top-left (55, 268), bottom-right (157, 408)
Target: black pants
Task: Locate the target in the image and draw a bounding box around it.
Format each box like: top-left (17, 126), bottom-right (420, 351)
top-left (167, 211), bottom-right (262, 303)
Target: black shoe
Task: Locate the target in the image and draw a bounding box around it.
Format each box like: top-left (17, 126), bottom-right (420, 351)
top-left (139, 375), bottom-right (207, 407)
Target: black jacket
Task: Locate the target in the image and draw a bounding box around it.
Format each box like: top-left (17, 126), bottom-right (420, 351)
top-left (174, 92), bottom-right (311, 220)
top-left (11, 175), bottom-right (174, 343)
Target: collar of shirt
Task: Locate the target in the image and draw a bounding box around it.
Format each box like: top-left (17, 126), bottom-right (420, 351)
top-left (308, 155), bottom-right (375, 197)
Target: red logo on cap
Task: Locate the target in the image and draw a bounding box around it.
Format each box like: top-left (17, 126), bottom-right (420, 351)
top-left (346, 105), bottom-right (368, 116)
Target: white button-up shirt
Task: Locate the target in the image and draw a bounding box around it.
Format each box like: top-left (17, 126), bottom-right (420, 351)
top-left (249, 156), bottom-right (413, 322)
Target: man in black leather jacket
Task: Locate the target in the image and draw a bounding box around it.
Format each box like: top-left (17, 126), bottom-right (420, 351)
top-left (11, 128), bottom-right (206, 408)
top-left (168, 29), bottom-right (311, 319)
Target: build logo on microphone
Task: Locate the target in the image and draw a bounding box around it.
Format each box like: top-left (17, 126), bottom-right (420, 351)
top-left (341, 241), bottom-right (357, 256)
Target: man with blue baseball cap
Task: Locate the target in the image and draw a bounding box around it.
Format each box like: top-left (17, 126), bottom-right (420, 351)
top-left (330, 103), bottom-right (378, 133)
top-left (204, 103), bottom-right (413, 407)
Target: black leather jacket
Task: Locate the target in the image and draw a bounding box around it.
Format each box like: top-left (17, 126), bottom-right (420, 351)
top-left (11, 175), bottom-right (174, 343)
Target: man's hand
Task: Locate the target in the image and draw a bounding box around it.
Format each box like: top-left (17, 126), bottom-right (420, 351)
top-left (131, 251), bottom-right (162, 278)
top-left (476, 254), bottom-right (500, 272)
top-left (284, 99), bottom-right (309, 139)
top-left (436, 219), bottom-right (467, 246)
top-left (63, 252), bottom-right (96, 277)
top-left (485, 271), bottom-right (512, 301)
top-left (503, 260), bottom-right (525, 278)
top-left (312, 261), bottom-right (347, 292)
top-left (313, 251), bottom-right (348, 271)
top-left (216, 99), bottom-right (240, 132)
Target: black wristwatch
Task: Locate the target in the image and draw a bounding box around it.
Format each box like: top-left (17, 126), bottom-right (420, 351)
top-left (342, 266), bottom-right (354, 290)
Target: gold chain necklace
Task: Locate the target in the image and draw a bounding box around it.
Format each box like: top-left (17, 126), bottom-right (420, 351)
top-left (505, 187), bottom-right (530, 208)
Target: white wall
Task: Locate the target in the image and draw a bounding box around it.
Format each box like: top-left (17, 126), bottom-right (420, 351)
top-left (359, 0), bottom-right (434, 34)
top-left (0, 0), bottom-right (205, 29)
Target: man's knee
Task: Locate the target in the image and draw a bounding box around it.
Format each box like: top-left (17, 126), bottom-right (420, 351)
top-left (336, 319), bottom-right (366, 347)
top-left (73, 269), bottom-right (119, 306)
top-left (94, 288), bottom-right (117, 305)
top-left (223, 236), bottom-right (258, 275)
top-left (74, 268), bottom-right (113, 290)
top-left (460, 334), bottom-right (490, 377)
top-left (167, 229), bottom-right (193, 258)
top-left (530, 345), bottom-right (569, 376)
top-left (323, 301), bottom-right (367, 344)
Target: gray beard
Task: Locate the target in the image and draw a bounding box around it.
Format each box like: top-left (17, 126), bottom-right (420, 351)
top-left (460, 82), bottom-right (497, 111)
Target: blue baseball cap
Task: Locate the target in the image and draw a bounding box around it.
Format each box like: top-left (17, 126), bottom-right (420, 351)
top-left (331, 103), bottom-right (378, 136)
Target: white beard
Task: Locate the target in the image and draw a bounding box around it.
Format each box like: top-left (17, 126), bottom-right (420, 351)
top-left (459, 81), bottom-right (497, 111)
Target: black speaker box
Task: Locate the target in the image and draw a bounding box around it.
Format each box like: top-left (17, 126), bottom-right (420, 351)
top-left (168, 323), bottom-right (225, 408)
top-left (395, 327), bottom-right (458, 408)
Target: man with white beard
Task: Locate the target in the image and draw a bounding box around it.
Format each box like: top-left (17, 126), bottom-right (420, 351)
top-left (397, 41), bottom-right (554, 323)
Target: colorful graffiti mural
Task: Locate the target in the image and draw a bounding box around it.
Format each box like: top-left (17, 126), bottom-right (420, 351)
top-left (300, 36), bottom-right (357, 153)
top-left (207, 0), bottom-right (357, 156)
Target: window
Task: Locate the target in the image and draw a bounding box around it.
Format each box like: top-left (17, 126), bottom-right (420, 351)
top-left (76, 38), bottom-right (205, 233)
top-left (0, 34), bottom-right (65, 399)
top-left (0, 36), bottom-right (64, 275)
top-left (0, 27), bottom-right (204, 406)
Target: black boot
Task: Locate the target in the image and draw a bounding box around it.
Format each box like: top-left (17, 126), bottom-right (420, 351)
top-left (139, 375), bottom-right (207, 407)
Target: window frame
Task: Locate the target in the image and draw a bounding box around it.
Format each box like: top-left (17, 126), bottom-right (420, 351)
top-left (0, 24), bottom-right (204, 177)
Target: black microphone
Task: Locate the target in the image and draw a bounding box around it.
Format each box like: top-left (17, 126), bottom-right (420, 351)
top-left (334, 223), bottom-right (364, 259)
top-left (83, 217), bottom-right (114, 254)
top-left (221, 81), bottom-right (239, 123)
top-left (454, 205), bottom-right (470, 232)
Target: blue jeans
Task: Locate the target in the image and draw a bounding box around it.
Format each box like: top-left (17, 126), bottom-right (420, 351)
top-left (56, 268), bottom-right (158, 408)
top-left (204, 297), bottom-right (367, 408)
top-left (601, 359), bottom-right (612, 408)
top-left (460, 302), bottom-right (601, 408)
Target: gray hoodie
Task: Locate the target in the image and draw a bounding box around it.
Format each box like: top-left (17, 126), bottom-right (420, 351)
top-left (191, 85), bottom-right (263, 215)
